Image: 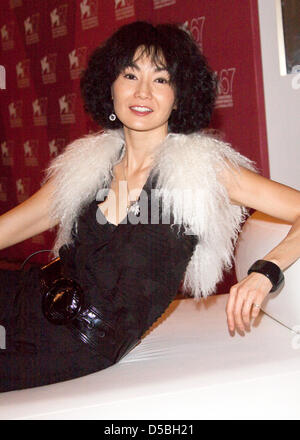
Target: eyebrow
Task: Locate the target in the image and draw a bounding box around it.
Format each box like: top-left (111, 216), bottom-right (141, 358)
top-left (127, 62), bottom-right (168, 73)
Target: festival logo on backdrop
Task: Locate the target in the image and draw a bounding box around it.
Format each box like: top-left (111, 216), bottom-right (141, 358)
top-left (24, 140), bottom-right (39, 167)
top-left (41, 54), bottom-right (57, 84)
top-left (48, 138), bottom-right (66, 158)
top-left (80, 0), bottom-right (99, 30)
top-left (59, 94), bottom-right (76, 124)
top-left (215, 67), bottom-right (236, 108)
top-left (16, 59), bottom-right (30, 88)
top-left (0, 65), bottom-right (5, 90)
top-left (9, 0), bottom-right (22, 7)
top-left (179, 20), bottom-right (190, 34)
top-left (16, 177), bottom-right (31, 203)
top-left (1, 141), bottom-right (14, 166)
top-left (114, 0), bottom-right (135, 21)
top-left (1, 22), bottom-right (15, 51)
top-left (8, 101), bottom-right (23, 127)
top-left (50, 5), bottom-right (68, 38)
top-left (0, 178), bottom-right (8, 202)
top-left (187, 17), bottom-right (205, 52)
top-left (153, 0), bottom-right (176, 9)
top-left (24, 14), bottom-right (40, 45)
top-left (69, 47), bottom-right (87, 80)
top-left (32, 98), bottom-right (48, 126)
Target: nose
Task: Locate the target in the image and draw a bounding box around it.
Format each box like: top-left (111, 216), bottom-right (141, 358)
top-left (134, 77), bottom-right (152, 99)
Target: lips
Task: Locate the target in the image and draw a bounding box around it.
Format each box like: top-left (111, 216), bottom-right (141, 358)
top-left (129, 106), bottom-right (153, 117)
top-left (129, 105), bottom-right (153, 112)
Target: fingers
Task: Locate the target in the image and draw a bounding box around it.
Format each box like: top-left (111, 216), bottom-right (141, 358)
top-left (227, 296), bottom-right (262, 333)
top-left (226, 286), bottom-right (251, 332)
top-left (232, 290), bottom-right (247, 332)
top-left (226, 276), bottom-right (269, 334)
top-left (226, 286), bottom-right (237, 332)
top-left (241, 298), bottom-right (255, 329)
top-left (251, 301), bottom-right (262, 320)
top-left (227, 288), bottom-right (255, 333)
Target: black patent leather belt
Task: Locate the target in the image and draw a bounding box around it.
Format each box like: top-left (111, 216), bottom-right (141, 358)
top-left (39, 257), bottom-right (140, 362)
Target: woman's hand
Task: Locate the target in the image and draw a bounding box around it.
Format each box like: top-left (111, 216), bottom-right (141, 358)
top-left (219, 165), bottom-right (300, 334)
top-left (225, 272), bottom-right (273, 334)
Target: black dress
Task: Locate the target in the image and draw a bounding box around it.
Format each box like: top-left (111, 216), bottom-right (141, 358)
top-left (0, 173), bottom-right (198, 392)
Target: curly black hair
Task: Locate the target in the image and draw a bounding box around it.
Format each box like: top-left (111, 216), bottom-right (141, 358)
top-left (80, 21), bottom-right (217, 134)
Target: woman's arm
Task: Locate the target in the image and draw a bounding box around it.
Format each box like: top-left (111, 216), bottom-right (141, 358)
top-left (220, 166), bottom-right (300, 334)
top-left (0, 178), bottom-right (59, 251)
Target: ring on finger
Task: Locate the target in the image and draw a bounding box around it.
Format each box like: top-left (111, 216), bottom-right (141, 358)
top-left (253, 303), bottom-right (261, 309)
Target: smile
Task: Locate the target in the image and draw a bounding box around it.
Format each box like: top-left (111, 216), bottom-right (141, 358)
top-left (129, 106), bottom-right (153, 116)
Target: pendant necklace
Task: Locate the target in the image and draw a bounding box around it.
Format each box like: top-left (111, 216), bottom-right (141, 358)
top-left (122, 159), bottom-right (140, 216)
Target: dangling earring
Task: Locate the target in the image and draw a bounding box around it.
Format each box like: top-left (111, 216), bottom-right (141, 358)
top-left (109, 113), bottom-right (116, 121)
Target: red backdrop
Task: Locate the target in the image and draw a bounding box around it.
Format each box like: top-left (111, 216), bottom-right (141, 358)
top-left (0, 0), bottom-right (268, 292)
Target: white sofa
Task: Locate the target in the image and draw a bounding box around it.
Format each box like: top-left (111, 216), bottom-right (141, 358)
top-left (0, 212), bottom-right (299, 420)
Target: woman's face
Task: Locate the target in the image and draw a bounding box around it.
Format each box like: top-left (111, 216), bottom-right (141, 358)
top-left (111, 47), bottom-right (177, 134)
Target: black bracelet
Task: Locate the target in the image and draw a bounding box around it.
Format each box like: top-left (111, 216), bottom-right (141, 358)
top-left (247, 259), bottom-right (284, 292)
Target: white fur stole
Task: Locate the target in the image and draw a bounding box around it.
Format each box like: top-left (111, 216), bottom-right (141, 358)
top-left (42, 128), bottom-right (256, 301)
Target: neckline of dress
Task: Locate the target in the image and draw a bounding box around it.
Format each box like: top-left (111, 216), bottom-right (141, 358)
top-left (94, 169), bottom-right (154, 228)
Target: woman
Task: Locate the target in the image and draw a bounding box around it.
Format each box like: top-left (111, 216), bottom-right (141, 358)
top-left (0, 21), bottom-right (299, 392)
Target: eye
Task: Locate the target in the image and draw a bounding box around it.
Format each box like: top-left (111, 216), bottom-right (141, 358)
top-left (124, 73), bottom-right (136, 80)
top-left (155, 78), bottom-right (169, 84)
top-left (124, 73), bottom-right (169, 84)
